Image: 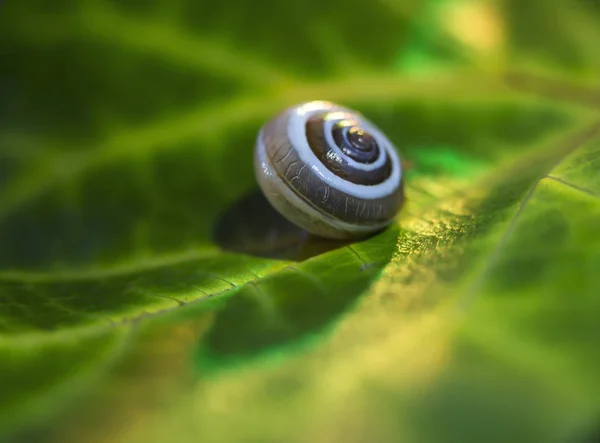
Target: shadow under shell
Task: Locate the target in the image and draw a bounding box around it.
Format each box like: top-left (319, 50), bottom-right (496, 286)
top-left (212, 188), bottom-right (357, 261)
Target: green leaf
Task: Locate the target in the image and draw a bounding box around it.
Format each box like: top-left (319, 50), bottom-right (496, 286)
top-left (0, 328), bottom-right (129, 438)
top-left (502, 0), bottom-right (600, 74)
top-left (404, 128), bottom-right (600, 443)
top-left (1, 0), bottom-right (599, 442)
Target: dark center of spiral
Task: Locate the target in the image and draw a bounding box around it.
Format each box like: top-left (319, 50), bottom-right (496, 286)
top-left (346, 127), bottom-right (375, 152)
top-left (305, 114), bottom-right (392, 185)
top-left (332, 123), bottom-right (379, 164)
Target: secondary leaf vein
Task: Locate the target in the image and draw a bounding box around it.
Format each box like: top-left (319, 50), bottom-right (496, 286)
top-left (545, 175), bottom-right (600, 200)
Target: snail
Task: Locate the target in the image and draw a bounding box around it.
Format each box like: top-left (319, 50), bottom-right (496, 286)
top-left (254, 101), bottom-right (404, 240)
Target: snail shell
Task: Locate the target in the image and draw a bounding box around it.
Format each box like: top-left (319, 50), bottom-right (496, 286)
top-left (254, 101), bottom-right (404, 240)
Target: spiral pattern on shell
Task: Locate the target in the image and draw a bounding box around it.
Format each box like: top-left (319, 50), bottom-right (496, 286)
top-left (254, 101), bottom-right (404, 239)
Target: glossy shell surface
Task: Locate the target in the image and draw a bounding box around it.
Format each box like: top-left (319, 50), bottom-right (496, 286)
top-left (254, 101), bottom-right (404, 239)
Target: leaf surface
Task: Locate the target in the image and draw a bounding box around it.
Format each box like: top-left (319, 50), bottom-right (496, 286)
top-left (0, 0), bottom-right (599, 442)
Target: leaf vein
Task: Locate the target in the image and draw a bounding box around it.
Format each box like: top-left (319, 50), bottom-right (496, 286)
top-left (545, 175), bottom-right (600, 200)
top-left (460, 120), bottom-right (600, 307)
top-left (0, 248), bottom-right (221, 284)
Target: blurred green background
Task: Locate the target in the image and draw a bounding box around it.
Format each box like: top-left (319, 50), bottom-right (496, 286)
top-left (0, 0), bottom-right (599, 442)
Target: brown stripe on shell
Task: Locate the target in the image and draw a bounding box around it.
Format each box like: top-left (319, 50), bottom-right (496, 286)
top-left (261, 109), bottom-right (404, 226)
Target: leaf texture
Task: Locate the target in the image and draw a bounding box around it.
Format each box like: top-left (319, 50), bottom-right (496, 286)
top-left (0, 0), bottom-right (599, 442)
